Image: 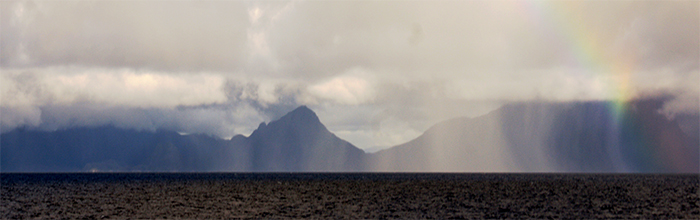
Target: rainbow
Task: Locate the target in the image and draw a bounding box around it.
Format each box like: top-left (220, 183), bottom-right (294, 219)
top-left (515, 1), bottom-right (696, 172)
top-left (518, 1), bottom-right (633, 117)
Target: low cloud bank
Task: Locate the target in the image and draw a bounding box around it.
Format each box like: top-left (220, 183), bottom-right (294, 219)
top-left (1, 1), bottom-right (697, 148)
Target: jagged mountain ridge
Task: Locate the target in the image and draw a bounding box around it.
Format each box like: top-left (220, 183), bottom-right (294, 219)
top-left (1, 106), bottom-right (365, 172)
top-left (2, 101), bottom-right (697, 172)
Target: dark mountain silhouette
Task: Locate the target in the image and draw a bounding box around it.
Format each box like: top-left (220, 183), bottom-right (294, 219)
top-left (371, 99), bottom-right (699, 173)
top-left (1, 101), bottom-right (697, 172)
top-left (0, 126), bottom-right (235, 172)
top-left (1, 106), bottom-right (365, 172)
top-left (245, 106), bottom-right (366, 171)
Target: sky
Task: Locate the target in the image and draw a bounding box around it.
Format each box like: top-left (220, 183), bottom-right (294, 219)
top-left (1, 0), bottom-right (698, 151)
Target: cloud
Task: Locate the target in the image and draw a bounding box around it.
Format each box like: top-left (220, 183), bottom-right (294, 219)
top-left (308, 68), bottom-right (376, 105)
top-left (36, 103), bottom-right (265, 138)
top-left (0, 105), bottom-right (41, 132)
top-left (2, 1), bottom-right (696, 75)
top-left (0, 0), bottom-right (697, 148)
top-left (1, 102), bottom-right (268, 138)
top-left (0, 1), bottom-right (250, 71)
top-left (1, 67), bottom-right (227, 108)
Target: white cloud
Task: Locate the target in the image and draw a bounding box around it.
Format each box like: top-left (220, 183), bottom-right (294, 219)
top-left (1, 66), bottom-right (227, 108)
top-left (309, 68), bottom-right (376, 105)
top-left (0, 1), bottom-right (697, 148)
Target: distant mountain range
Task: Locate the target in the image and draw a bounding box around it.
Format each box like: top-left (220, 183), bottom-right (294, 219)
top-left (371, 99), bottom-right (698, 172)
top-left (1, 106), bottom-right (365, 172)
top-left (2, 100), bottom-right (697, 172)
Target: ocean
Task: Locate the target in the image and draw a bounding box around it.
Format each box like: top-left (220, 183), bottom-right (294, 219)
top-left (2, 173), bottom-right (698, 218)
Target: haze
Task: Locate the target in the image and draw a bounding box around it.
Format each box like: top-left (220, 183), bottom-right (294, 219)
top-left (1, 0), bottom-right (697, 152)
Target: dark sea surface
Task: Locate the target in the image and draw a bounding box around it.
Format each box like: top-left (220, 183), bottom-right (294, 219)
top-left (2, 173), bottom-right (698, 219)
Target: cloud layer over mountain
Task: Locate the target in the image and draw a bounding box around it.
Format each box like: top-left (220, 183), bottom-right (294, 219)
top-left (1, 1), bottom-right (697, 149)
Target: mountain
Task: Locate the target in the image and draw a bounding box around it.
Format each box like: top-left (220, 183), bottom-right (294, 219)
top-left (368, 110), bottom-right (518, 172)
top-left (371, 99), bottom-right (699, 173)
top-left (0, 106), bottom-right (366, 172)
top-left (2, 102), bottom-right (696, 172)
top-left (0, 126), bottom-right (236, 172)
top-left (245, 106), bottom-right (366, 171)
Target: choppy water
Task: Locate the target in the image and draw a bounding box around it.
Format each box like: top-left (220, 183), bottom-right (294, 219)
top-left (2, 173), bottom-right (698, 218)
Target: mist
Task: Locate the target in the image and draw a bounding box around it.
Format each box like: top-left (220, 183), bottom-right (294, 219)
top-left (369, 98), bottom-right (698, 172)
top-left (1, 0), bottom-right (697, 151)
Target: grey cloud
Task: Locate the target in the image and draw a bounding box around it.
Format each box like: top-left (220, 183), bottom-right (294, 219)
top-left (264, 1), bottom-right (698, 78)
top-left (3, 1), bottom-right (697, 73)
top-left (373, 81), bottom-right (502, 117)
top-left (0, 0), bottom-right (697, 148)
top-left (659, 90), bottom-right (700, 116)
top-left (1, 1), bottom-right (250, 71)
top-left (23, 103), bottom-right (265, 139)
top-left (630, 2), bottom-right (699, 69)
top-left (2, 1), bottom-right (697, 79)
top-left (0, 106), bottom-right (41, 132)
top-left (223, 79), bottom-right (308, 120)
top-left (1, 74), bottom-right (323, 138)
top-left (313, 81), bottom-right (504, 148)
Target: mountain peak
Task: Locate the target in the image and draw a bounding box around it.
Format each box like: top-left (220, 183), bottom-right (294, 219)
top-left (289, 105), bottom-right (314, 116)
top-left (246, 105), bottom-right (365, 171)
top-left (279, 105), bottom-right (321, 124)
top-left (257, 122), bottom-right (267, 130)
top-left (249, 105), bottom-right (325, 138)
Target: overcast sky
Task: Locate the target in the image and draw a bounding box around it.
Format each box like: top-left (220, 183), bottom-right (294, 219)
top-left (1, 0), bottom-right (698, 150)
